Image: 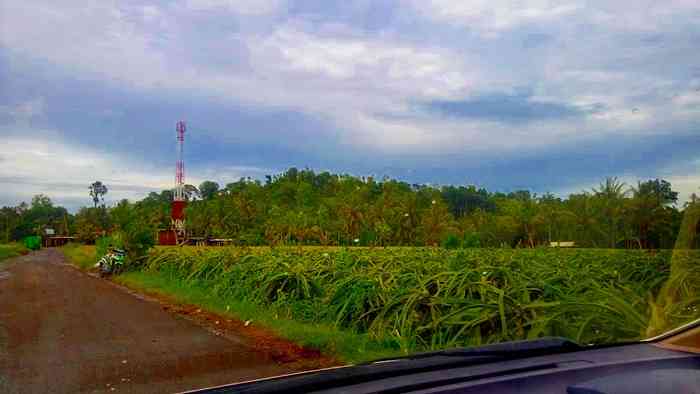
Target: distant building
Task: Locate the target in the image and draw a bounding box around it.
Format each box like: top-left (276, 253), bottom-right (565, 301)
top-left (43, 236), bottom-right (75, 247)
top-left (550, 241), bottom-right (575, 248)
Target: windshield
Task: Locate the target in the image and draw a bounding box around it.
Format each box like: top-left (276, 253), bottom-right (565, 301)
top-left (0, 1), bottom-right (698, 392)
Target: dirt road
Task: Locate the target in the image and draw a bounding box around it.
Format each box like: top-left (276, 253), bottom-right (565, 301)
top-left (0, 249), bottom-right (297, 393)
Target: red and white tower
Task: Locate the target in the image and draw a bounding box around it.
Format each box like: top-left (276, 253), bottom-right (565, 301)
top-left (171, 121), bottom-right (187, 239)
top-left (174, 121), bottom-right (186, 201)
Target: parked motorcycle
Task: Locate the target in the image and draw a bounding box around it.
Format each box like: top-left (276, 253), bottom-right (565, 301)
top-left (95, 247), bottom-right (126, 277)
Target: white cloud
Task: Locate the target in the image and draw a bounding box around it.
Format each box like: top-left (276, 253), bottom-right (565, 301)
top-left (246, 26), bottom-right (475, 111)
top-left (0, 1), bottom-right (170, 90)
top-left (409, 0), bottom-right (700, 37)
top-left (672, 90), bottom-right (700, 119)
top-left (0, 133), bottom-right (267, 210)
top-left (0, 1), bottom-right (478, 145)
top-left (410, 0), bottom-right (580, 36)
top-left (673, 92), bottom-right (700, 107)
top-left (0, 134), bottom-right (170, 207)
top-left (185, 0), bottom-right (285, 15)
top-left (587, 107), bottom-right (652, 128)
top-left (0, 0), bottom-right (698, 165)
top-left (140, 5), bottom-right (161, 21)
top-left (258, 27), bottom-right (466, 85)
top-left (666, 175), bottom-right (700, 206)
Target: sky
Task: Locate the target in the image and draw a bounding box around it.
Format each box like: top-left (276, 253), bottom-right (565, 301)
top-left (1, 0), bottom-right (699, 211)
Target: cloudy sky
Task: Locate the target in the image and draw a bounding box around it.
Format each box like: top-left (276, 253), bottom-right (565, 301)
top-left (1, 0), bottom-right (699, 211)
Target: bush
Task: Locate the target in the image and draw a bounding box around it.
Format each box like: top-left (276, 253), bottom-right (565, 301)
top-left (462, 232), bottom-right (481, 248)
top-left (441, 234), bottom-right (461, 249)
top-left (108, 200), bottom-right (155, 267)
top-left (96, 236), bottom-right (110, 258)
top-left (96, 227), bottom-right (153, 268)
top-left (119, 225), bottom-right (154, 267)
top-left (74, 207), bottom-right (110, 244)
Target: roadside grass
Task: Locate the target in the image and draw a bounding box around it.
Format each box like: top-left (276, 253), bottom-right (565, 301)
top-left (115, 270), bottom-right (403, 364)
top-left (60, 243), bottom-right (97, 269)
top-left (0, 243), bottom-right (29, 265)
top-left (59, 242), bottom-right (402, 363)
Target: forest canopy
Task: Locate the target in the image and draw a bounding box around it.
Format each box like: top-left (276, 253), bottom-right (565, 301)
top-left (2, 169), bottom-right (697, 249)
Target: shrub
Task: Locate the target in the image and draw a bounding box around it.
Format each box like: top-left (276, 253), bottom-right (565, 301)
top-left (95, 236), bottom-right (116, 258)
top-left (462, 232), bottom-right (481, 248)
top-left (441, 234), bottom-right (461, 249)
top-left (118, 226), bottom-right (154, 267)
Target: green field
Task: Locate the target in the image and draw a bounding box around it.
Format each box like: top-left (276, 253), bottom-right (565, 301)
top-left (119, 246), bottom-right (696, 361)
top-left (59, 244), bottom-right (699, 362)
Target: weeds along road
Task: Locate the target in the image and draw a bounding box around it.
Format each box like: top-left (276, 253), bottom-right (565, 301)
top-left (0, 249), bottom-right (293, 394)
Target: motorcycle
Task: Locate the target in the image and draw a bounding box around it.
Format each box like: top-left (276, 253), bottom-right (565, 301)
top-left (95, 247), bottom-right (126, 277)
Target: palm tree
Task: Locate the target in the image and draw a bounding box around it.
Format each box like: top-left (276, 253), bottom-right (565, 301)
top-left (592, 177), bottom-right (628, 248)
top-left (536, 194), bottom-right (577, 244)
top-left (89, 181), bottom-right (108, 208)
top-left (566, 193), bottom-right (604, 247)
top-left (627, 181), bottom-right (670, 249)
top-left (500, 197), bottom-right (541, 247)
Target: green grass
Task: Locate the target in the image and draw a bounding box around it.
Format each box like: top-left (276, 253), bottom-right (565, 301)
top-left (116, 270), bottom-right (402, 363)
top-left (60, 243), bottom-right (97, 269)
top-left (0, 243), bottom-right (28, 265)
top-left (140, 247), bottom-right (699, 350)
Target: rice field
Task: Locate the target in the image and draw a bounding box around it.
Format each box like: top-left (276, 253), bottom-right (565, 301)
top-left (140, 246), bottom-right (699, 354)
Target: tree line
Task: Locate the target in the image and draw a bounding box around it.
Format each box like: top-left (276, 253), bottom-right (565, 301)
top-left (1, 168), bottom-right (698, 249)
top-left (186, 171), bottom-right (695, 248)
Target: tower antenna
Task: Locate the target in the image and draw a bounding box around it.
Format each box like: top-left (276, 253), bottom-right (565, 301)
top-left (174, 121), bottom-right (186, 201)
top-left (171, 121), bottom-right (187, 243)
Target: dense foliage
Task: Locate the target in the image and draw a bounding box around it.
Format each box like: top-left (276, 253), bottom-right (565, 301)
top-left (1, 170), bottom-right (697, 250)
top-left (184, 171), bottom-right (691, 249)
top-left (0, 195), bottom-right (71, 242)
top-left (142, 246), bottom-right (698, 353)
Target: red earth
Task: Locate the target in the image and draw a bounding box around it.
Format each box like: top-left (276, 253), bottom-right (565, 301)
top-left (0, 249), bottom-right (338, 393)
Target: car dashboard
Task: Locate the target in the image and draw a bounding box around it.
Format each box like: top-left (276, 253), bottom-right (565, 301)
top-left (190, 321), bottom-right (700, 394)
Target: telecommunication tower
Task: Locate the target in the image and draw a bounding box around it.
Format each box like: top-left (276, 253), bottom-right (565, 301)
top-left (174, 121), bottom-right (186, 201)
top-left (171, 121), bottom-right (187, 241)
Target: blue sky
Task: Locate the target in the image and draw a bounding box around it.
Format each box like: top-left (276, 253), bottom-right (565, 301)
top-left (1, 0), bottom-right (699, 211)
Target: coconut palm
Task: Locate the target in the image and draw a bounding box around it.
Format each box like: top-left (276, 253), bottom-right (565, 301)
top-left (89, 181), bottom-right (108, 208)
top-left (592, 177), bottom-right (628, 248)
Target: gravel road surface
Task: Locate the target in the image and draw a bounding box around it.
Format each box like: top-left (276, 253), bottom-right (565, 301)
top-left (0, 249), bottom-right (296, 393)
